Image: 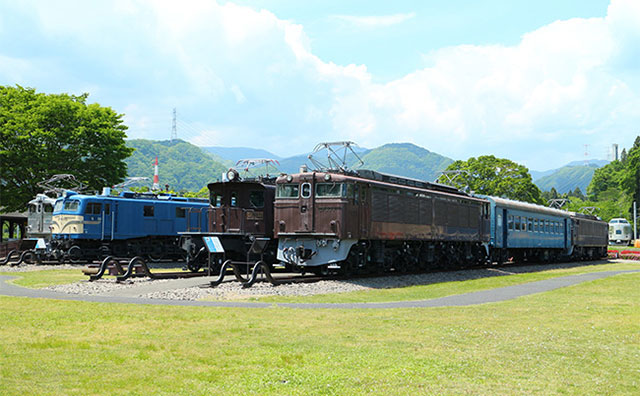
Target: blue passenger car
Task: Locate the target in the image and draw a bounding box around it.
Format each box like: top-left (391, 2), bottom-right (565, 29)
top-left (483, 196), bottom-right (572, 263)
top-left (49, 190), bottom-right (208, 261)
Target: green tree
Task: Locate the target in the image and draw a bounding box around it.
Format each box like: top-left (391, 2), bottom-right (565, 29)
top-left (443, 155), bottom-right (542, 203)
top-left (0, 85), bottom-right (133, 212)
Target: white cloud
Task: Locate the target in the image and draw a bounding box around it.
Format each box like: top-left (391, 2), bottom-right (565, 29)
top-left (2, 0), bottom-right (639, 169)
top-left (332, 13), bottom-right (416, 28)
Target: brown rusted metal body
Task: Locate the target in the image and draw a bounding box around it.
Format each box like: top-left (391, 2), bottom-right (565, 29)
top-left (207, 180), bottom-right (275, 238)
top-left (275, 170), bottom-right (490, 244)
top-left (572, 214), bottom-right (608, 248)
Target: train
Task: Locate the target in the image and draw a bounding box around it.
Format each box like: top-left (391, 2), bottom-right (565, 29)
top-left (274, 168), bottom-right (608, 274)
top-left (608, 218), bottom-right (633, 245)
top-left (48, 189), bottom-right (209, 261)
top-left (180, 169), bottom-right (278, 271)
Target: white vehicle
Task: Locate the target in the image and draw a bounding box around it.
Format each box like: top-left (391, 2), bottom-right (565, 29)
top-left (27, 194), bottom-right (56, 239)
top-left (608, 218), bottom-right (633, 245)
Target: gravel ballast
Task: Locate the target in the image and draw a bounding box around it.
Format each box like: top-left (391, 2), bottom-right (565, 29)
top-left (31, 260), bottom-right (615, 301)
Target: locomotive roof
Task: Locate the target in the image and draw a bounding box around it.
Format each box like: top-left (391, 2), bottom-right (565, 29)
top-left (481, 195), bottom-right (571, 218)
top-left (207, 177), bottom-right (276, 190)
top-left (59, 190), bottom-right (208, 204)
top-left (278, 169), bottom-right (487, 202)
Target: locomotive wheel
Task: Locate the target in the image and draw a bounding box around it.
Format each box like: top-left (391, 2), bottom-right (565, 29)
top-left (98, 246), bottom-right (111, 260)
top-left (68, 246), bottom-right (83, 263)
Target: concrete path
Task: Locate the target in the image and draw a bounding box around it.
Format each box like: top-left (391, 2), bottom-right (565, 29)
top-left (0, 270), bottom-right (638, 309)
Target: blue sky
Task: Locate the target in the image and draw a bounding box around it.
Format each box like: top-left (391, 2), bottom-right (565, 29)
top-left (1, 0), bottom-right (638, 171)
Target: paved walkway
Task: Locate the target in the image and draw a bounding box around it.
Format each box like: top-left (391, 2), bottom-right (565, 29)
top-left (0, 270), bottom-right (638, 309)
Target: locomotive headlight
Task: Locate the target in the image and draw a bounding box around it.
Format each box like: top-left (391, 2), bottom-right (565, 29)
top-left (226, 169), bottom-right (239, 181)
top-left (286, 175), bottom-right (293, 182)
top-left (324, 174), bottom-right (331, 181)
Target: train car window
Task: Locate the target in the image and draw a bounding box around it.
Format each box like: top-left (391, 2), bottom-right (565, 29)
top-left (346, 183), bottom-right (355, 199)
top-left (54, 201), bottom-right (63, 212)
top-left (514, 216), bottom-right (520, 231)
top-left (175, 207), bottom-right (186, 218)
top-left (230, 192), bottom-right (238, 207)
top-left (249, 191), bottom-right (265, 208)
top-left (545, 220), bottom-right (549, 232)
top-left (277, 183), bottom-right (299, 198)
top-left (528, 218), bottom-right (533, 232)
top-left (44, 204), bottom-right (53, 213)
top-left (497, 213), bottom-right (502, 225)
top-left (316, 183), bottom-right (343, 197)
top-left (63, 200), bottom-right (80, 212)
top-left (210, 192), bottom-right (221, 207)
top-left (508, 215), bottom-right (513, 230)
top-left (521, 217), bottom-right (527, 231)
top-left (85, 203), bottom-right (101, 215)
top-left (533, 219), bottom-right (538, 232)
top-left (104, 204), bottom-right (110, 215)
top-left (301, 183), bottom-right (311, 198)
top-left (144, 205), bottom-right (154, 217)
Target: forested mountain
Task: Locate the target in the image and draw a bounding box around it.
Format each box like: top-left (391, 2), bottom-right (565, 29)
top-left (125, 141), bottom-right (454, 191)
top-left (360, 143), bottom-right (453, 182)
top-left (125, 139), bottom-right (227, 192)
top-left (534, 164), bottom-right (601, 194)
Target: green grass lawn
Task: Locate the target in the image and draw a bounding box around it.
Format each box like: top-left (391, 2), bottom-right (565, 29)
top-left (0, 271), bottom-right (639, 395)
top-left (0, 266), bottom-right (192, 289)
top-left (609, 244), bottom-right (640, 252)
top-left (0, 269), bottom-right (87, 288)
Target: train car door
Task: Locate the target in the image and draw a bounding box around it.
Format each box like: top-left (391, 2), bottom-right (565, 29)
top-left (501, 208), bottom-right (508, 248)
top-left (298, 181), bottom-right (314, 232)
top-left (102, 201), bottom-right (113, 240)
top-left (358, 185), bottom-right (369, 238)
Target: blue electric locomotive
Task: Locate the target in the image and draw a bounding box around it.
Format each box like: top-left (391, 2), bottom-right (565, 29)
top-left (49, 189), bottom-right (208, 261)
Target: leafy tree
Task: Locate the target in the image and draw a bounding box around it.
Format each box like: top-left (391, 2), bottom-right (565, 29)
top-left (0, 85), bottom-right (133, 212)
top-left (443, 155), bottom-right (542, 203)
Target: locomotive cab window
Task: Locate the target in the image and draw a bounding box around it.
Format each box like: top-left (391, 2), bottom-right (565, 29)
top-left (63, 200), bottom-right (80, 212)
top-left (175, 207), bottom-right (186, 218)
top-left (249, 191), bottom-right (264, 208)
top-left (316, 183), bottom-right (343, 198)
top-left (28, 204), bottom-right (38, 214)
top-left (276, 183), bottom-right (299, 198)
top-left (210, 192), bottom-right (223, 207)
top-left (230, 192), bottom-right (238, 207)
top-left (44, 204), bottom-right (53, 213)
top-left (143, 205), bottom-right (154, 217)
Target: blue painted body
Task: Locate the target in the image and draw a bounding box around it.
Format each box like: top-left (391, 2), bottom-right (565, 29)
top-left (52, 191), bottom-right (208, 242)
top-left (482, 196), bottom-right (571, 252)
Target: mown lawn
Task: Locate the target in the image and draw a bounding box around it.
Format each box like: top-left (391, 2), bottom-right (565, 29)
top-left (0, 271), bottom-right (638, 395)
top-left (0, 266), bottom-right (190, 289)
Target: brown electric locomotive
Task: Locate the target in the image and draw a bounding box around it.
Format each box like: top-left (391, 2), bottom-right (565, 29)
top-left (275, 168), bottom-right (491, 274)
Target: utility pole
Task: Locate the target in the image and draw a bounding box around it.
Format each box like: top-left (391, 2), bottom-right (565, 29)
top-left (171, 108), bottom-right (177, 142)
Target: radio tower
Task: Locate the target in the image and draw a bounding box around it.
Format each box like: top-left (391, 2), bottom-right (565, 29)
top-left (171, 108), bottom-right (177, 142)
top-left (152, 156), bottom-right (160, 190)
